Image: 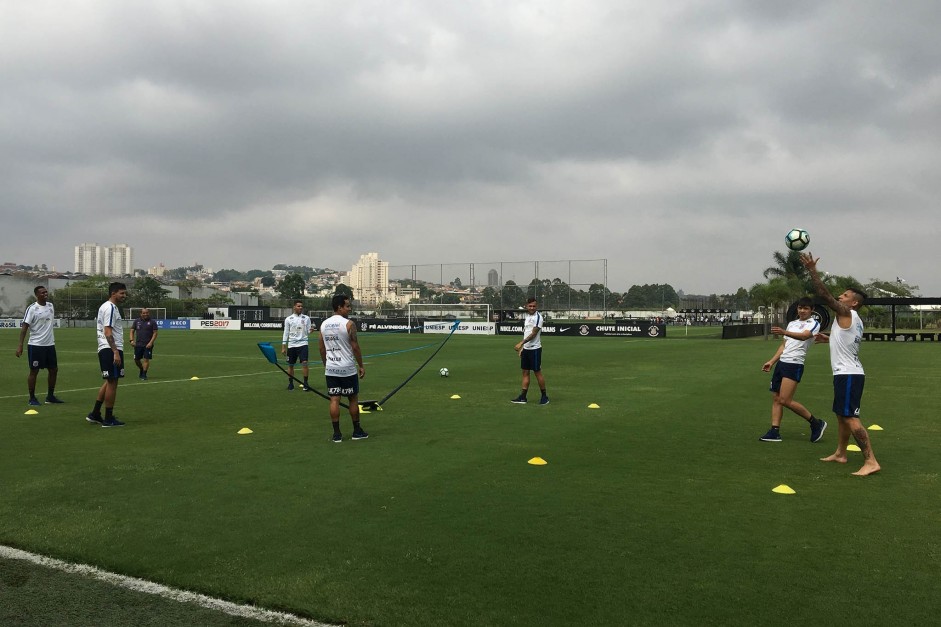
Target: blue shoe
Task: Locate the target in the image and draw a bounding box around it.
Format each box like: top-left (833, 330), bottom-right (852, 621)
top-left (139, 373), bottom-right (148, 381)
top-left (28, 397), bottom-right (41, 406)
top-left (332, 433), bottom-right (342, 443)
top-left (759, 428), bottom-right (782, 442)
top-left (86, 413), bottom-right (103, 425)
top-left (510, 396), bottom-right (527, 404)
top-left (101, 417), bottom-right (125, 428)
top-left (45, 395), bottom-right (64, 404)
top-left (810, 419), bottom-right (827, 443)
top-left (539, 396), bottom-right (550, 405)
top-left (352, 430), bottom-right (369, 440)
top-left (287, 382), bottom-right (294, 391)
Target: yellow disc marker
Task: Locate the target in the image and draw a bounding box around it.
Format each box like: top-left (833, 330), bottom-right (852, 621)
top-left (772, 484), bottom-right (796, 495)
top-left (358, 405), bottom-right (371, 413)
top-left (846, 444), bottom-right (861, 452)
top-left (868, 424), bottom-right (884, 431)
top-left (527, 457), bottom-right (548, 466)
top-left (190, 376), bottom-right (200, 380)
top-left (450, 395), bottom-right (461, 399)
top-left (24, 409), bottom-right (39, 415)
top-left (588, 403), bottom-right (600, 409)
top-left (237, 427), bottom-right (253, 435)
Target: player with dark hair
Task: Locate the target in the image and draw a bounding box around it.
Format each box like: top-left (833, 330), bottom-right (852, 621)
top-left (281, 299), bottom-right (312, 391)
top-left (759, 296), bottom-right (827, 442)
top-left (800, 253), bottom-right (880, 476)
top-left (15, 286), bottom-right (64, 405)
top-left (130, 308), bottom-right (158, 380)
top-left (511, 297), bottom-right (549, 405)
top-left (87, 282), bottom-right (128, 427)
top-left (318, 294), bottom-right (367, 442)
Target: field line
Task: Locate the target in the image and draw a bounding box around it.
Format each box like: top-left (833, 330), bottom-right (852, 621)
top-left (0, 544), bottom-right (333, 626)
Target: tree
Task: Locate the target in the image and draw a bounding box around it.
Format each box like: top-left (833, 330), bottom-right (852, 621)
top-left (126, 276), bottom-right (170, 308)
top-left (260, 275), bottom-right (276, 288)
top-left (277, 273), bottom-right (306, 301)
top-left (501, 281), bottom-right (525, 309)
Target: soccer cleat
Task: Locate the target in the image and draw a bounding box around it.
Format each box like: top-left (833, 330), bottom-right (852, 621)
top-left (810, 419), bottom-right (828, 443)
top-left (759, 428), bottom-right (782, 442)
top-left (139, 373), bottom-right (148, 380)
top-left (45, 395), bottom-right (64, 404)
top-left (86, 413), bottom-right (104, 425)
top-left (28, 397), bottom-right (41, 406)
top-left (510, 396), bottom-right (527, 404)
top-left (101, 417), bottom-right (125, 428)
top-left (332, 433), bottom-right (343, 443)
top-left (539, 396), bottom-right (550, 405)
top-left (302, 385), bottom-right (311, 392)
top-left (352, 430), bottom-right (369, 440)
top-left (287, 382), bottom-right (294, 391)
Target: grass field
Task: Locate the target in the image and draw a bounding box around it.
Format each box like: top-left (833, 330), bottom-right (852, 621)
top-left (2, 327), bottom-right (940, 626)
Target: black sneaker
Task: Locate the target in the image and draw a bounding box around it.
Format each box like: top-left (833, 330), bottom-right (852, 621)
top-left (101, 417), bottom-right (125, 428)
top-left (759, 428), bottom-right (782, 442)
top-left (510, 396), bottom-right (527, 404)
top-left (810, 419), bottom-right (828, 443)
top-left (287, 382), bottom-right (295, 391)
top-left (86, 413), bottom-right (104, 425)
top-left (352, 430), bottom-right (369, 440)
top-left (539, 396), bottom-right (550, 405)
top-left (45, 395), bottom-right (65, 404)
top-left (28, 397), bottom-right (41, 406)
top-left (332, 433), bottom-right (342, 443)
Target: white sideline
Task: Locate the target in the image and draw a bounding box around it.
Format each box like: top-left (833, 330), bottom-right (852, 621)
top-left (0, 544), bottom-right (332, 626)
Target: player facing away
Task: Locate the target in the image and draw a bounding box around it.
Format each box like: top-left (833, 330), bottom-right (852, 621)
top-left (16, 286), bottom-right (64, 405)
top-left (281, 299), bottom-right (312, 391)
top-left (759, 297), bottom-right (827, 442)
top-left (87, 282), bottom-right (128, 427)
top-left (130, 308), bottom-right (158, 380)
top-left (511, 297), bottom-right (549, 405)
top-left (318, 294), bottom-right (367, 443)
top-left (801, 253), bottom-right (880, 476)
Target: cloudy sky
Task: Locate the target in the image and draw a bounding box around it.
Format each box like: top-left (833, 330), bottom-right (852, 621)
top-left (3, 0), bottom-right (939, 295)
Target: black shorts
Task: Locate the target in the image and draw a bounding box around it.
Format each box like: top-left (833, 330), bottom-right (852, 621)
top-left (98, 348), bottom-right (125, 380)
top-left (769, 361), bottom-right (804, 393)
top-left (326, 374), bottom-right (359, 398)
top-left (134, 346), bottom-right (154, 361)
top-left (833, 374), bottom-right (864, 418)
top-left (27, 345), bottom-right (58, 370)
top-left (287, 345), bottom-right (309, 365)
top-left (520, 347), bottom-right (543, 372)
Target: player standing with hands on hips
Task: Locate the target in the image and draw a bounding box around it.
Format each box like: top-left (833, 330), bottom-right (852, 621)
top-left (511, 297), bottom-right (549, 405)
top-left (759, 296), bottom-right (827, 443)
top-left (800, 253), bottom-right (880, 476)
top-left (16, 286), bottom-right (65, 406)
top-left (130, 308), bottom-right (158, 380)
top-left (318, 294), bottom-right (367, 443)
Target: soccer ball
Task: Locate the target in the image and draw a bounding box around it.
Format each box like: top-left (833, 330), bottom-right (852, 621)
top-left (785, 228), bottom-right (810, 251)
top-left (439, 367), bottom-right (450, 377)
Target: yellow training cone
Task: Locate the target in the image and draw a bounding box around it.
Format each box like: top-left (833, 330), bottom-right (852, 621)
top-left (450, 394), bottom-right (461, 399)
top-left (528, 457), bottom-right (548, 465)
top-left (190, 376), bottom-right (200, 380)
top-left (24, 409), bottom-right (39, 415)
top-left (847, 444), bottom-right (861, 452)
top-left (772, 484), bottom-right (796, 495)
top-left (588, 403), bottom-right (600, 409)
top-left (237, 427), bottom-right (253, 435)
top-left (358, 405), bottom-right (371, 413)
top-left (869, 424), bottom-right (883, 431)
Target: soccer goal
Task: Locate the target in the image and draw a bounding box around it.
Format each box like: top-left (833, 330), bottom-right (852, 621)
top-left (126, 307), bottom-right (167, 320)
top-left (406, 303), bottom-right (492, 333)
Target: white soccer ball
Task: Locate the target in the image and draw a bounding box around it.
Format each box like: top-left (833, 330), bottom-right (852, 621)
top-left (785, 228), bottom-right (810, 251)
top-left (439, 367), bottom-right (450, 377)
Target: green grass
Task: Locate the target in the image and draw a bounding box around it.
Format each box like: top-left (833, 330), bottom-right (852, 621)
top-left (2, 328), bottom-right (940, 625)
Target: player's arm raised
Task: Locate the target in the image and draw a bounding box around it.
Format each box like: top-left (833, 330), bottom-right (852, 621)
top-left (800, 253), bottom-right (851, 318)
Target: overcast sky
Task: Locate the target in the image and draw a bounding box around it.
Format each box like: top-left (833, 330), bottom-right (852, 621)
top-left (2, 0), bottom-right (939, 295)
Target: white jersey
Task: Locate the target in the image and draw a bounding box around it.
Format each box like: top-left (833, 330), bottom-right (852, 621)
top-left (22, 302), bottom-right (56, 346)
top-left (779, 317), bottom-right (819, 365)
top-left (320, 314), bottom-right (357, 377)
top-left (829, 310), bottom-right (864, 375)
top-left (282, 313), bottom-right (312, 348)
top-left (522, 311), bottom-right (543, 350)
top-left (96, 301), bottom-right (124, 352)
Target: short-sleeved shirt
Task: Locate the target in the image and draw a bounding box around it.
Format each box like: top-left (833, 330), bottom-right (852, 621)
top-left (779, 317), bottom-right (820, 365)
top-left (522, 311), bottom-right (543, 350)
top-left (132, 318), bottom-right (158, 347)
top-left (97, 301), bottom-right (124, 352)
top-left (22, 302), bottom-right (56, 346)
top-left (283, 313), bottom-right (312, 348)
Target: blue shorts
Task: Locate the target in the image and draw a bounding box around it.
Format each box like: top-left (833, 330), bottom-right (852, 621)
top-left (98, 348), bottom-right (125, 380)
top-left (520, 347), bottom-right (543, 372)
top-left (134, 346), bottom-right (154, 361)
top-left (833, 374), bottom-right (864, 417)
top-left (27, 345), bottom-right (58, 370)
top-left (287, 345), bottom-right (309, 365)
top-left (769, 361), bottom-right (804, 393)
top-left (326, 374), bottom-right (359, 398)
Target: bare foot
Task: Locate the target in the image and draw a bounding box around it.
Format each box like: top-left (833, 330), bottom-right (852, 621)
top-left (820, 453), bottom-right (847, 463)
top-left (851, 462), bottom-right (881, 476)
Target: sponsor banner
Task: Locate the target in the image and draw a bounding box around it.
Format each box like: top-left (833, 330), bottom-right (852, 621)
top-left (358, 318), bottom-right (423, 332)
top-left (424, 321), bottom-right (495, 335)
top-left (194, 319), bottom-right (242, 331)
top-left (1, 318), bottom-right (63, 329)
top-left (156, 319), bottom-right (190, 330)
top-left (496, 322), bottom-right (666, 338)
top-left (242, 321), bottom-right (288, 331)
